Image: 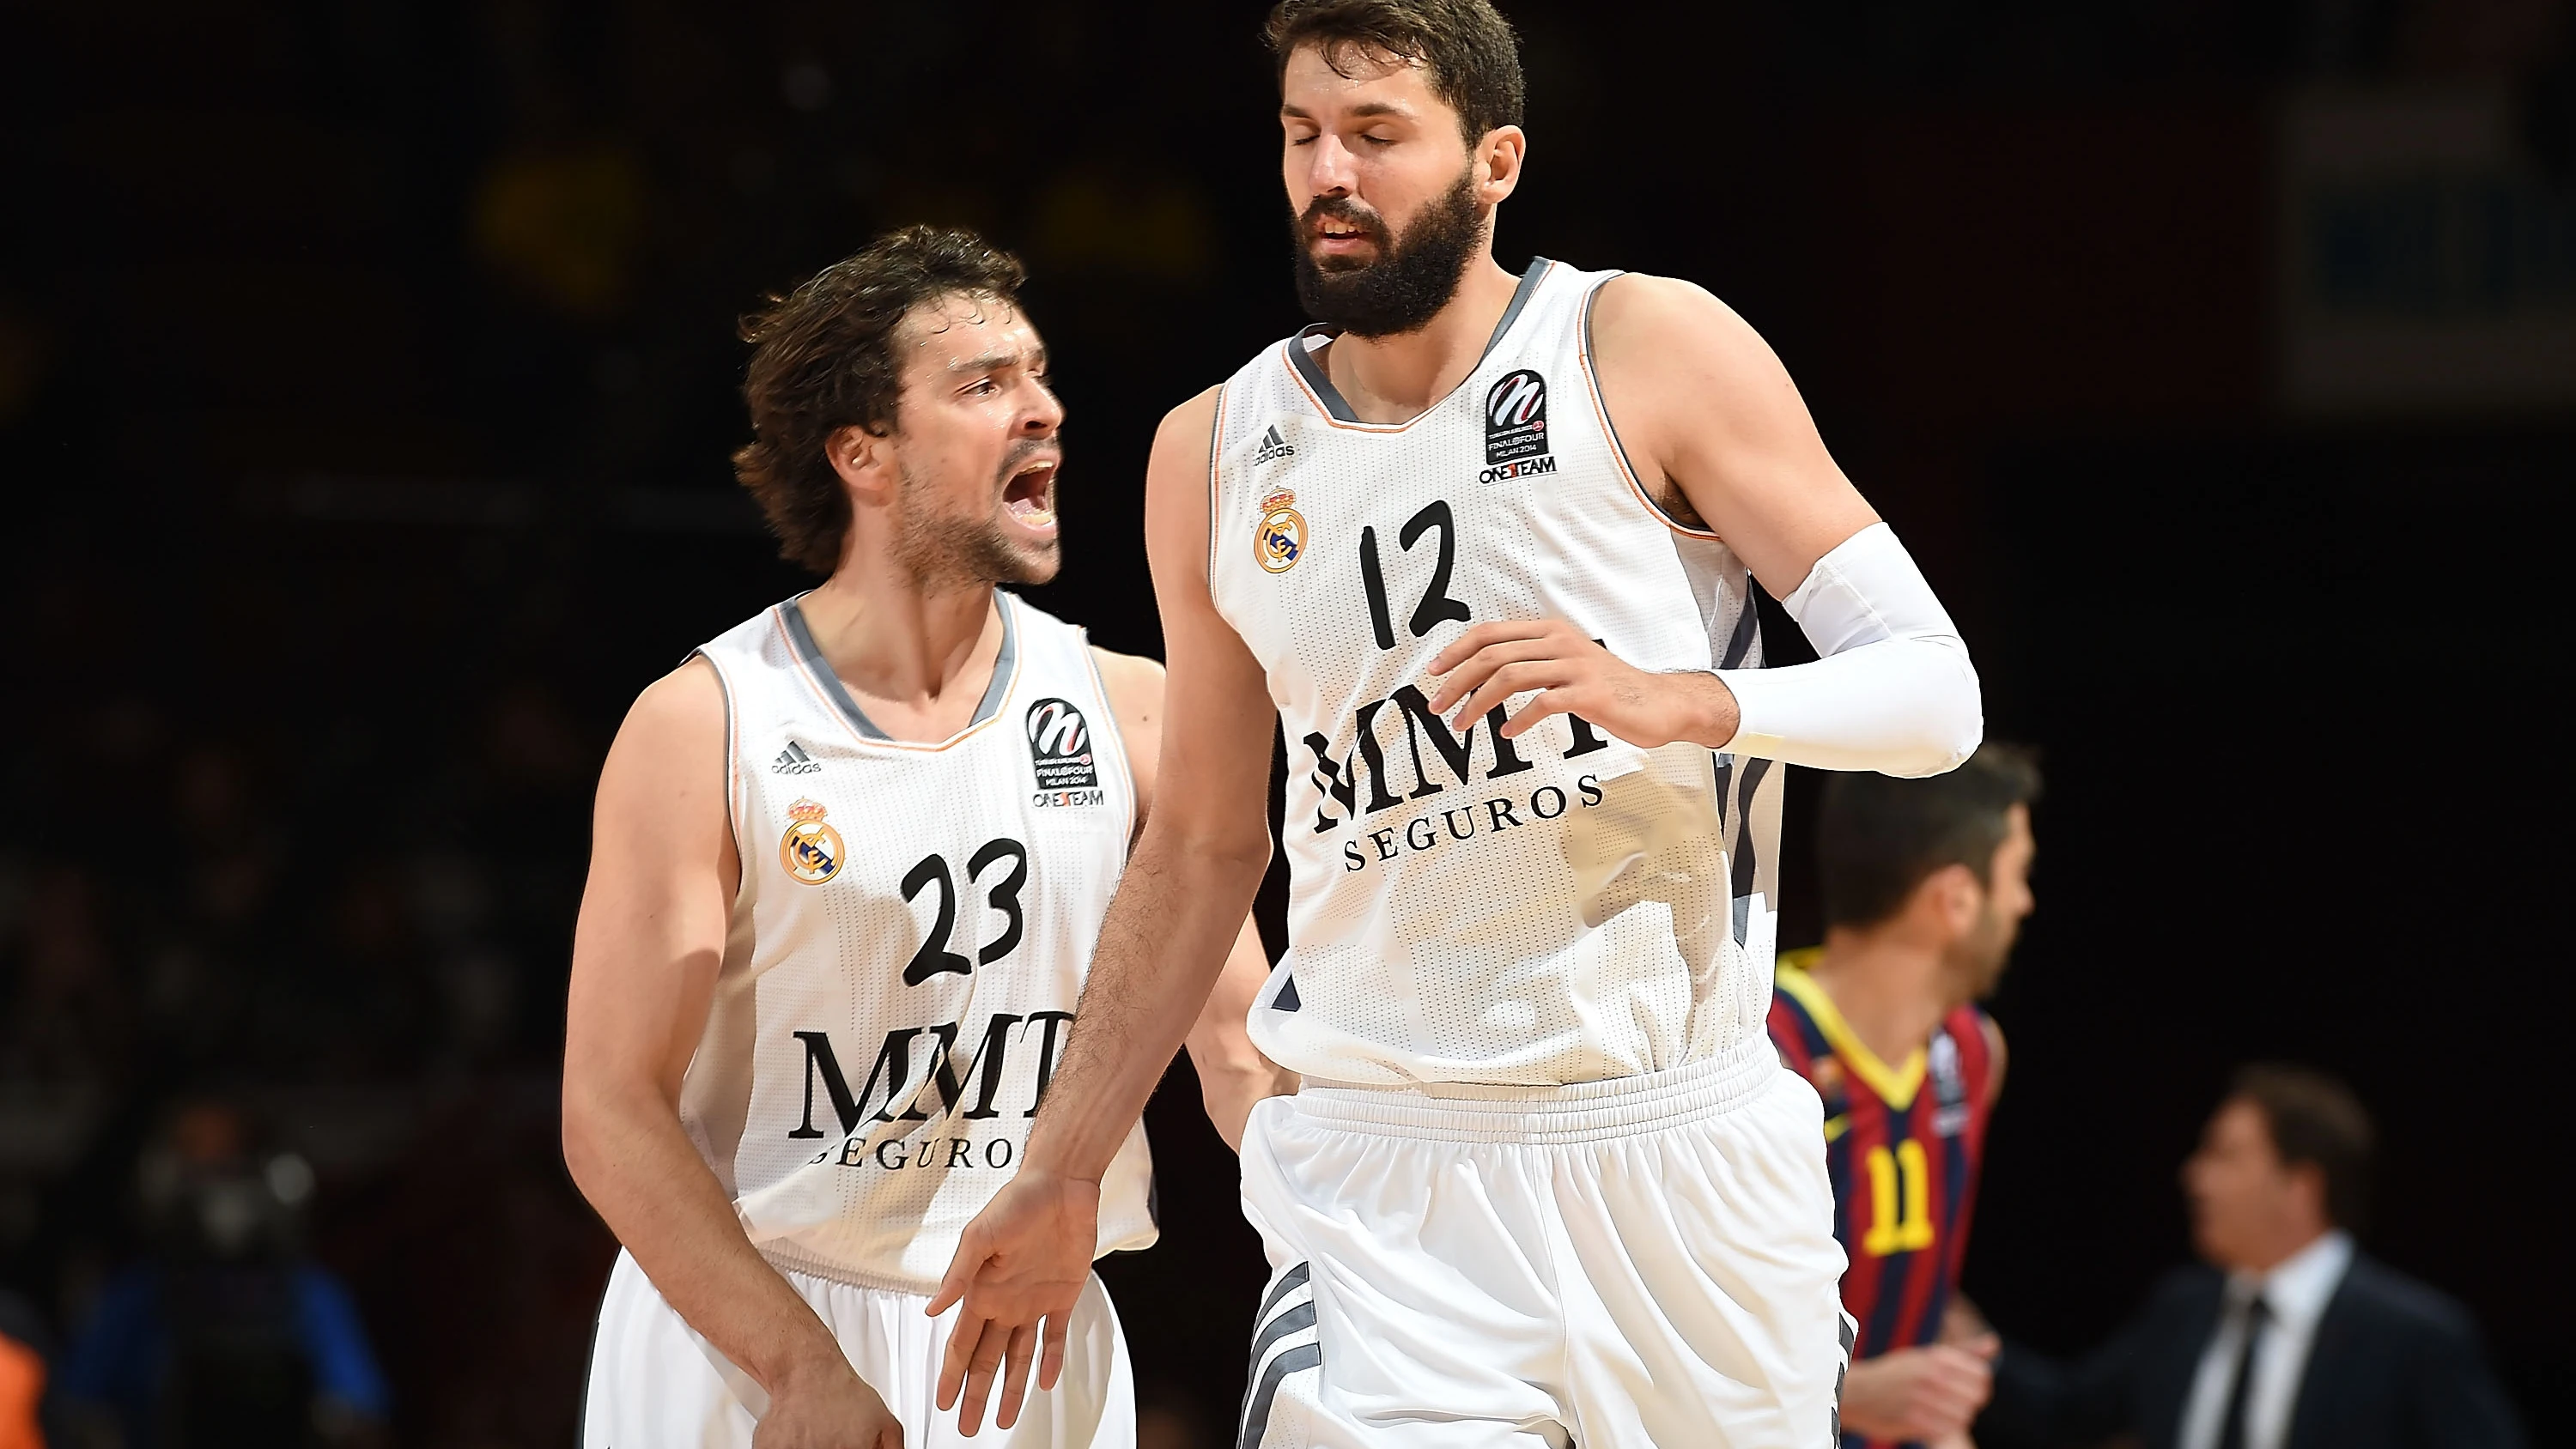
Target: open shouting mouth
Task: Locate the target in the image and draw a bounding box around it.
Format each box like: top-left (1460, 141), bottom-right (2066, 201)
top-left (1001, 456), bottom-right (1057, 535)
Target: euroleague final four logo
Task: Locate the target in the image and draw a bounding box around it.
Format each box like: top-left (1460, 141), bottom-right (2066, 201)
top-left (1481, 368), bottom-right (1556, 482)
top-left (1025, 697), bottom-right (1101, 799)
top-left (779, 797), bottom-right (843, 885)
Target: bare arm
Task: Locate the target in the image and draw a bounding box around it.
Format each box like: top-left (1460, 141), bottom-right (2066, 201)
top-left (1431, 276), bottom-right (1978, 777)
top-left (1091, 644), bottom-right (1295, 1153)
top-left (562, 660), bottom-right (896, 1446)
top-left (930, 387), bottom-right (1279, 1429)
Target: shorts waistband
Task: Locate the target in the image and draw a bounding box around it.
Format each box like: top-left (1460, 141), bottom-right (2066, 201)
top-left (1288, 1036), bottom-right (1779, 1144)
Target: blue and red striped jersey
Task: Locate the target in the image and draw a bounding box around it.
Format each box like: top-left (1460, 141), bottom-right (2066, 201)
top-left (1769, 951), bottom-right (1996, 1449)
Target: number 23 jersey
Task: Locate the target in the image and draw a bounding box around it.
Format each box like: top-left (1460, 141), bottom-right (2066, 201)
top-left (684, 591), bottom-right (1156, 1292)
top-left (1209, 258), bottom-right (1784, 1088)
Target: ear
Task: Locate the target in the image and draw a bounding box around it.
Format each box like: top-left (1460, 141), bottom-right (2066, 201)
top-left (1476, 124), bottom-right (1527, 205)
top-left (2283, 1160), bottom-right (2332, 1230)
top-left (826, 422), bottom-right (896, 508)
top-left (1915, 862), bottom-right (1982, 936)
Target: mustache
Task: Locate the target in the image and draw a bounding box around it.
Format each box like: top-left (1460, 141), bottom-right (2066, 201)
top-left (1298, 197), bottom-right (1392, 245)
top-left (995, 438), bottom-right (1061, 485)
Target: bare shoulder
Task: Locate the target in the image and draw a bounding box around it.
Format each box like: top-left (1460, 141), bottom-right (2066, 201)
top-left (1089, 647), bottom-right (1166, 737)
top-left (1146, 385), bottom-right (1224, 483)
top-left (1590, 271), bottom-right (1785, 384)
top-left (603, 655), bottom-right (727, 794)
top-left (1087, 648), bottom-right (1170, 715)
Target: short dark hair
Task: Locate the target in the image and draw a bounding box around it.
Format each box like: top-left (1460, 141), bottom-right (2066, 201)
top-left (1264, 0), bottom-right (1525, 147)
top-left (2232, 1064), bottom-right (2377, 1234)
top-left (1818, 743), bottom-right (2043, 929)
top-left (732, 225), bottom-right (1027, 574)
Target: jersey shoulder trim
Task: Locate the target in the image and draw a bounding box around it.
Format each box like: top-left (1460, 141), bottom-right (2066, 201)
top-left (1276, 258), bottom-right (1558, 432)
top-left (1772, 960), bottom-right (1929, 1111)
top-left (766, 591), bottom-right (1023, 754)
top-left (1575, 272), bottom-right (1726, 543)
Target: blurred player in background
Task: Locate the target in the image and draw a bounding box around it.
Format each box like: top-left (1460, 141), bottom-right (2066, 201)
top-left (562, 226), bottom-right (1283, 1449)
top-left (1769, 744), bottom-right (2039, 1449)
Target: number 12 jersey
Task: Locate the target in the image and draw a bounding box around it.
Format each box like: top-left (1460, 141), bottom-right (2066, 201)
top-left (1209, 258), bottom-right (1783, 1088)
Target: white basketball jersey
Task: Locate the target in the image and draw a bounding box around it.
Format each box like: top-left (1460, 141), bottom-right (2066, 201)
top-left (683, 591), bottom-right (1156, 1292)
top-left (1210, 258), bottom-right (1784, 1088)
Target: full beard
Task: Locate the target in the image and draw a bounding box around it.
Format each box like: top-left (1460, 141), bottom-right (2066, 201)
top-left (1290, 169), bottom-right (1487, 339)
top-left (892, 463), bottom-right (1059, 591)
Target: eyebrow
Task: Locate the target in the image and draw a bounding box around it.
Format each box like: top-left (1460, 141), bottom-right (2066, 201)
top-left (949, 348), bottom-right (1044, 374)
top-left (1279, 101), bottom-right (1416, 121)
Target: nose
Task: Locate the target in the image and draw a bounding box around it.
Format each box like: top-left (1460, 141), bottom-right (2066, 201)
top-left (1307, 132), bottom-right (1359, 199)
top-left (1023, 378), bottom-right (1066, 434)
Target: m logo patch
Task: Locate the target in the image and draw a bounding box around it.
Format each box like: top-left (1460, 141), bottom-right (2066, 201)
top-left (1025, 698), bottom-right (1100, 791)
top-left (1483, 368), bottom-right (1548, 466)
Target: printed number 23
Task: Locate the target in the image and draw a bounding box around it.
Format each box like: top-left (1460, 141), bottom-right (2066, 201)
top-left (1358, 498), bottom-right (1471, 652)
top-left (900, 838), bottom-right (1028, 985)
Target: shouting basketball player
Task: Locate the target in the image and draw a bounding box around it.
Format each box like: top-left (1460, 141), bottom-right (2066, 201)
top-left (1768, 745), bottom-right (2040, 1449)
top-left (933, 2), bottom-right (1983, 1444)
top-left (562, 226), bottom-right (1285, 1449)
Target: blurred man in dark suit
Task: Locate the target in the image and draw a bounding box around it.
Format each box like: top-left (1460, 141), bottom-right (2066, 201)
top-left (1980, 1065), bottom-right (2520, 1449)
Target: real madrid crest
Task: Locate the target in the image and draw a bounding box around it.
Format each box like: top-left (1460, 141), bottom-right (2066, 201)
top-left (779, 797), bottom-right (843, 885)
top-left (1255, 486), bottom-right (1307, 574)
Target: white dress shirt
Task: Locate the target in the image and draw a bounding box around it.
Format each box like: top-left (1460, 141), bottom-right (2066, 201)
top-left (2177, 1230), bottom-right (2355, 1449)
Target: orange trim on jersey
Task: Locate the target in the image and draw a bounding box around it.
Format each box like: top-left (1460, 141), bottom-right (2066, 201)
top-left (1279, 340), bottom-right (1414, 432)
top-left (1205, 383), bottom-right (1227, 583)
top-left (1275, 260), bottom-right (1562, 433)
top-left (1078, 640), bottom-right (1144, 847)
top-left (1576, 278), bottom-right (1727, 543)
top-left (768, 603), bottom-right (1021, 754)
top-left (1774, 962), bottom-right (1928, 1111)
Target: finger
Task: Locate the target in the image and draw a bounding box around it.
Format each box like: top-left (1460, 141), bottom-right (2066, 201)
top-left (1038, 1308), bottom-right (1069, 1393)
top-left (1498, 688), bottom-right (1579, 741)
top-left (936, 1311), bottom-right (981, 1411)
top-left (927, 1232), bottom-right (982, 1318)
top-left (1427, 620), bottom-right (1552, 674)
top-left (993, 1322), bottom-right (1037, 1431)
top-left (1425, 638), bottom-right (1562, 712)
top-left (1453, 660), bottom-right (1575, 724)
top-left (957, 1318), bottom-right (1011, 1437)
top-left (1967, 1332), bottom-right (2000, 1360)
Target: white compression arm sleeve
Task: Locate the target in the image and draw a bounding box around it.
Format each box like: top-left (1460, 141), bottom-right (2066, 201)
top-left (1713, 522), bottom-right (1982, 778)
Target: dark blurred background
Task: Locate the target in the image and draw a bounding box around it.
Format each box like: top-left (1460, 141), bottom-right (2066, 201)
top-left (2, 0), bottom-right (2569, 1444)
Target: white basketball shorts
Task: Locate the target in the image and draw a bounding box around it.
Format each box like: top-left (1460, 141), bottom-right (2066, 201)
top-left (581, 1249), bottom-right (1135, 1448)
top-left (1236, 1038), bottom-right (1852, 1448)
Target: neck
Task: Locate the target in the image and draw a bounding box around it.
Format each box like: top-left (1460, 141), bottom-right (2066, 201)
top-left (1807, 925), bottom-right (1955, 1070)
top-left (797, 554), bottom-right (999, 721)
top-left (2238, 1225), bottom-right (2336, 1277)
top-left (1326, 252), bottom-right (1522, 420)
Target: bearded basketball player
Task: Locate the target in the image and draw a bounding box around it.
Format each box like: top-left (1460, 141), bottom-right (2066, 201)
top-left (933, 2), bottom-right (1984, 1444)
top-left (562, 226), bottom-right (1285, 1449)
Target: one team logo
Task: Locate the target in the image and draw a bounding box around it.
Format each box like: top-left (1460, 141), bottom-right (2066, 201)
top-left (779, 797), bottom-right (843, 884)
top-left (1255, 486), bottom-right (1307, 574)
top-left (1025, 698), bottom-right (1100, 792)
top-left (1483, 368), bottom-right (1550, 469)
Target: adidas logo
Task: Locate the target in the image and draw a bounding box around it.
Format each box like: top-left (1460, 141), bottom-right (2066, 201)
top-left (772, 742), bottom-right (823, 775)
top-left (1253, 425), bottom-right (1296, 465)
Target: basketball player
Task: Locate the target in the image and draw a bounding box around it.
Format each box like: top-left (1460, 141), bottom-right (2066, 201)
top-left (933, 1), bottom-right (1984, 1443)
top-left (561, 225), bottom-right (1285, 1449)
top-left (1767, 745), bottom-right (2039, 1449)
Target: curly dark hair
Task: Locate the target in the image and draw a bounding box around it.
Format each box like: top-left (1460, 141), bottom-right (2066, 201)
top-left (1264, 0), bottom-right (1525, 147)
top-left (732, 225), bottom-right (1028, 574)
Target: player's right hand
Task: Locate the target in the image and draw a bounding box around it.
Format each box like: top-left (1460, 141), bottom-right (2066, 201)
top-left (1837, 1341), bottom-right (1996, 1442)
top-left (927, 1169), bottom-right (1102, 1436)
top-left (753, 1359), bottom-right (902, 1449)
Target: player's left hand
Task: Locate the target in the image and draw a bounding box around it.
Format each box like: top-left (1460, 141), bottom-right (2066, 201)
top-left (1425, 619), bottom-right (1738, 749)
top-left (927, 1169), bottom-right (1102, 1436)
